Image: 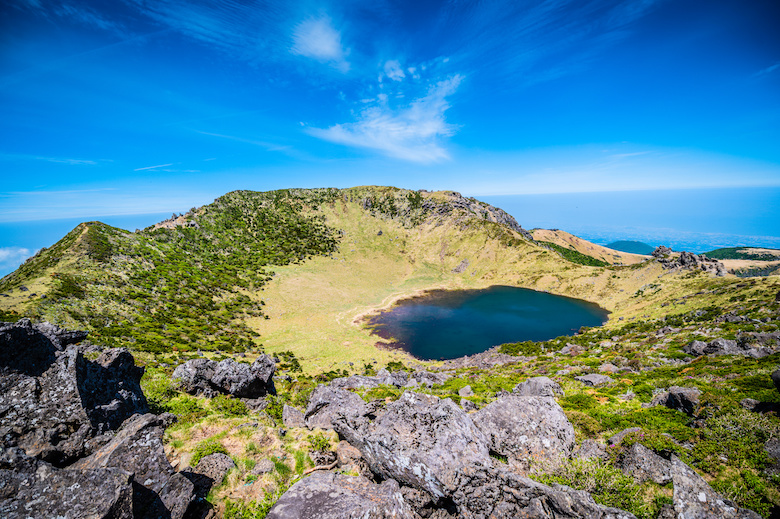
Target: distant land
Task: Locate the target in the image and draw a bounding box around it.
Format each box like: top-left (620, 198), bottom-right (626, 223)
top-left (703, 247), bottom-right (780, 261)
top-left (606, 240), bottom-right (655, 255)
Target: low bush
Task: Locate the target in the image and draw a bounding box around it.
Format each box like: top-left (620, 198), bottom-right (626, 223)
top-left (191, 437), bottom-right (229, 466)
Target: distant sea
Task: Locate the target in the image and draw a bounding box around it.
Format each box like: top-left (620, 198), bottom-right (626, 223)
top-left (1, 187), bottom-right (779, 278)
top-left (481, 187), bottom-right (780, 254)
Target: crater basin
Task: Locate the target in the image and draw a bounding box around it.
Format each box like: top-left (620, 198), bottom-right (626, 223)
top-left (366, 285), bottom-right (609, 360)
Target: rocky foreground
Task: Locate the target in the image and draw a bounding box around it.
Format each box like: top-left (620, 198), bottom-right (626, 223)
top-left (3, 318), bottom-right (776, 518)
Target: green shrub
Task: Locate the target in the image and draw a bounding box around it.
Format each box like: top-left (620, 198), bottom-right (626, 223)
top-left (264, 395), bottom-right (284, 423)
top-left (307, 432), bottom-right (331, 452)
top-left (499, 340), bottom-right (542, 356)
top-left (535, 458), bottom-right (652, 518)
top-left (560, 393), bottom-right (598, 411)
top-left (191, 437), bottom-right (229, 466)
top-left (211, 395), bottom-right (249, 417)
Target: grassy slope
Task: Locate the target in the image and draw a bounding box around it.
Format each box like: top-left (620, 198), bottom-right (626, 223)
top-left (532, 229), bottom-right (649, 265)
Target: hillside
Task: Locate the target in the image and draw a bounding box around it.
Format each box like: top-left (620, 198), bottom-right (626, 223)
top-left (3, 186), bottom-right (780, 518)
top-left (532, 229), bottom-right (649, 265)
top-left (0, 186), bottom-right (774, 371)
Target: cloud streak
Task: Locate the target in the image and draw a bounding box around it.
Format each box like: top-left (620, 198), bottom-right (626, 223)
top-left (291, 16), bottom-right (350, 72)
top-left (0, 247), bottom-right (33, 275)
top-left (308, 75), bottom-right (463, 163)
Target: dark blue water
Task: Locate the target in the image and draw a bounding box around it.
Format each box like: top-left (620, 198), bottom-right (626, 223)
top-left (367, 285), bottom-right (608, 360)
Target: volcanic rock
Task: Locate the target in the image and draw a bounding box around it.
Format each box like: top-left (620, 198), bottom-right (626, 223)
top-left (474, 394), bottom-right (575, 473)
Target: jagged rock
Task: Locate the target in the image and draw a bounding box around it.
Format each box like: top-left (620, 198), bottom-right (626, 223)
top-left (333, 391), bottom-right (491, 499)
top-left (618, 443), bottom-right (672, 484)
top-left (377, 368), bottom-right (410, 387)
top-left (0, 320), bottom-right (147, 465)
top-left (0, 447), bottom-right (134, 519)
top-left (71, 413), bottom-right (194, 519)
top-left (654, 247), bottom-right (727, 276)
top-left (574, 439), bottom-right (608, 460)
top-left (449, 466), bottom-right (637, 519)
top-left (461, 399), bottom-right (478, 412)
top-left (172, 355), bottom-right (276, 398)
top-left (683, 338), bottom-right (766, 358)
top-left (651, 386), bottom-right (701, 416)
top-left (283, 404), bottom-right (306, 428)
top-left (194, 453), bottom-right (235, 485)
top-left (575, 373), bottom-right (614, 387)
top-left (740, 398), bottom-right (760, 411)
top-left (305, 384), bottom-right (368, 430)
top-left (560, 343), bottom-right (583, 356)
top-left (171, 358), bottom-right (217, 395)
top-left (513, 376), bottom-right (564, 397)
top-left (671, 455), bottom-right (761, 518)
top-left (608, 427), bottom-right (642, 446)
top-left (474, 395), bottom-right (575, 473)
top-left (266, 472), bottom-right (420, 519)
top-left (326, 390), bottom-right (635, 518)
top-left (458, 385), bottom-right (474, 397)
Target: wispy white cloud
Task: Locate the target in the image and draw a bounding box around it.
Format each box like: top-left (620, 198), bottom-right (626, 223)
top-left (383, 60), bottom-right (406, 81)
top-left (308, 75), bottom-right (463, 163)
top-left (0, 153), bottom-right (99, 165)
top-left (754, 62), bottom-right (780, 78)
top-left (0, 247), bottom-right (33, 275)
top-left (134, 163), bottom-right (174, 171)
top-left (291, 16), bottom-right (350, 72)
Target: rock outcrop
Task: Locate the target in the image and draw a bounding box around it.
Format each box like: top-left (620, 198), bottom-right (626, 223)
top-left (328, 390), bottom-right (635, 518)
top-left (650, 386), bottom-right (702, 416)
top-left (0, 319), bottom-right (148, 465)
top-left (0, 447), bottom-right (134, 519)
top-left (475, 395), bottom-right (575, 473)
top-left (267, 472), bottom-right (420, 519)
top-left (304, 384), bottom-right (368, 430)
top-left (172, 354), bottom-right (276, 398)
top-left (71, 413), bottom-right (195, 519)
top-left (0, 319), bottom-right (199, 519)
top-left (684, 336), bottom-right (779, 358)
top-left (513, 376), bottom-right (564, 397)
top-left (575, 373), bottom-right (613, 387)
top-left (652, 246), bottom-right (727, 276)
top-left (671, 456), bottom-right (761, 518)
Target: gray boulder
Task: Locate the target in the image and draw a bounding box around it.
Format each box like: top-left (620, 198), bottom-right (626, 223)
top-left (327, 390), bottom-right (635, 518)
top-left (671, 456), bottom-right (761, 518)
top-left (283, 404), bottom-right (306, 428)
top-left (683, 338), bottom-right (769, 358)
top-left (0, 447), bottom-right (134, 519)
top-left (772, 369), bottom-right (780, 394)
top-left (513, 376), bottom-right (564, 397)
top-left (575, 439), bottom-right (608, 461)
top-left (71, 413), bottom-right (194, 519)
top-left (333, 391), bottom-right (491, 500)
top-left (651, 386), bottom-right (701, 416)
top-left (266, 472), bottom-right (420, 519)
top-left (305, 384), bottom-right (368, 430)
top-left (172, 354), bottom-right (276, 398)
top-left (474, 395), bottom-right (575, 473)
top-left (458, 385), bottom-right (474, 397)
top-left (194, 453), bottom-right (235, 485)
top-left (618, 443), bottom-right (671, 484)
top-left (0, 320), bottom-right (147, 465)
top-left (411, 370), bottom-right (452, 387)
top-left (575, 374), bottom-right (614, 387)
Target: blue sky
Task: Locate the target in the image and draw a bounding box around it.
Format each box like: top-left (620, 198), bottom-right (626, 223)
top-left (1, 0), bottom-right (779, 273)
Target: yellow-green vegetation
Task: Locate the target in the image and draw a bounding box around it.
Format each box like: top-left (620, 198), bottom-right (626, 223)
top-left (3, 185), bottom-right (777, 371)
